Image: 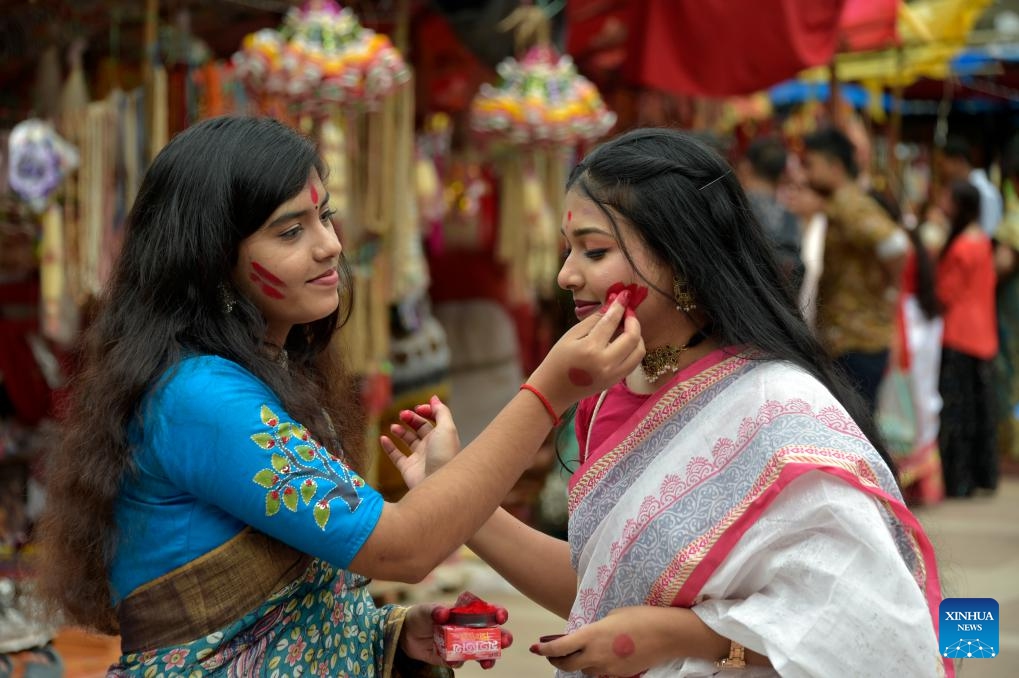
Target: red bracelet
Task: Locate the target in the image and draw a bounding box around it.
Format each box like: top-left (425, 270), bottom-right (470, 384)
top-left (519, 383), bottom-right (561, 427)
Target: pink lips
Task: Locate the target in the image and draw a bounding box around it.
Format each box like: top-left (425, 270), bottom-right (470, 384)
top-left (574, 300), bottom-right (600, 320)
top-left (309, 269), bottom-right (339, 286)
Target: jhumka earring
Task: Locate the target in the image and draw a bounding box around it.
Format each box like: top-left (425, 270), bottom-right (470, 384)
top-left (219, 283), bottom-right (237, 314)
top-left (673, 276), bottom-right (697, 313)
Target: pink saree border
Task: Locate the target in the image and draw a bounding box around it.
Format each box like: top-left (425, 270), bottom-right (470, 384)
top-left (568, 348), bottom-right (751, 510)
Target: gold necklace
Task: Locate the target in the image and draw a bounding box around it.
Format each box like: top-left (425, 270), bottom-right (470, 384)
top-left (640, 327), bottom-right (712, 382)
top-left (640, 344), bottom-right (689, 381)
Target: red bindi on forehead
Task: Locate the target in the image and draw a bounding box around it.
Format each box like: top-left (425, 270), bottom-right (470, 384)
top-left (567, 211), bottom-right (572, 222)
top-left (309, 183), bottom-right (318, 206)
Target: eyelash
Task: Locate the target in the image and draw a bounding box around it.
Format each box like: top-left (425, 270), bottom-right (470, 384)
top-left (280, 209), bottom-right (336, 240)
top-left (561, 248), bottom-right (608, 261)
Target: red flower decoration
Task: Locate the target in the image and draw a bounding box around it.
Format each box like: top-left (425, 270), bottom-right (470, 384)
top-left (606, 282), bottom-right (648, 310)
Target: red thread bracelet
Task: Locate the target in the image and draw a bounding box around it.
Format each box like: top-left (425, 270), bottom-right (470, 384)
top-left (519, 383), bottom-right (561, 426)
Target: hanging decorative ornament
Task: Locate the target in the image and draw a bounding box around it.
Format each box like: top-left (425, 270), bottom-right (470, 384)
top-left (232, 0), bottom-right (410, 117)
top-left (467, 5), bottom-right (616, 301)
top-left (7, 119), bottom-right (79, 212)
top-left (470, 44), bottom-right (616, 146)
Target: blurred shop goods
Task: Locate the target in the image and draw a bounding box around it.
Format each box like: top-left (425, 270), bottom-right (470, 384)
top-left (470, 5), bottom-right (615, 303)
top-left (1, 192), bottom-right (64, 678)
top-left (232, 0), bottom-right (410, 117)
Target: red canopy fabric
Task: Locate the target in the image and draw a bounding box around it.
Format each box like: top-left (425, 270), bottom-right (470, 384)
top-left (838, 0), bottom-right (900, 53)
top-left (567, 0), bottom-right (898, 98)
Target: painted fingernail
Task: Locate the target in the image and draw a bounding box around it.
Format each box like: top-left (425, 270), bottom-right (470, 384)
top-left (625, 307), bottom-right (636, 319)
top-left (529, 644), bottom-right (540, 654)
top-left (617, 290), bottom-right (631, 307)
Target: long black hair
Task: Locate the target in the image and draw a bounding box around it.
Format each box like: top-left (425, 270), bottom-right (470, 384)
top-left (567, 127), bottom-right (893, 470)
top-left (38, 116), bottom-right (363, 632)
top-left (940, 180), bottom-right (982, 259)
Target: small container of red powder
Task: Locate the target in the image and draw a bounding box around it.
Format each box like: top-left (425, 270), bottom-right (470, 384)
top-left (433, 594), bottom-right (502, 663)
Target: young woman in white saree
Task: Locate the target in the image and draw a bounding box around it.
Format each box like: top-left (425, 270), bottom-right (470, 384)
top-left (387, 128), bottom-right (952, 677)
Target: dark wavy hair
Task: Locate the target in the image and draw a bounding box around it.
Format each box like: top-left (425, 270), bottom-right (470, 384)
top-left (566, 127), bottom-right (892, 469)
top-left (941, 180), bottom-right (982, 259)
top-left (37, 116), bottom-right (364, 633)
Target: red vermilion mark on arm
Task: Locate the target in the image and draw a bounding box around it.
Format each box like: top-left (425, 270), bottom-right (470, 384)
top-left (612, 633), bottom-right (635, 658)
top-left (568, 367), bottom-right (593, 387)
top-left (309, 183), bottom-right (319, 207)
top-left (251, 261), bottom-right (286, 299)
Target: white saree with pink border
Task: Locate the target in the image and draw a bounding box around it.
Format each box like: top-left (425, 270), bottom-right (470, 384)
top-left (565, 349), bottom-right (951, 677)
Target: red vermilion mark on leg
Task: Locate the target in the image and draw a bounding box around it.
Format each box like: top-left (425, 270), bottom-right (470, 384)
top-left (568, 368), bottom-right (593, 387)
top-left (309, 183), bottom-right (319, 207)
top-left (612, 633), bottom-right (635, 658)
top-left (251, 261), bottom-right (286, 299)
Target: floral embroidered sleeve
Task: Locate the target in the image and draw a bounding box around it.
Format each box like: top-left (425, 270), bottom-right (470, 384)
top-left (145, 356), bottom-right (384, 569)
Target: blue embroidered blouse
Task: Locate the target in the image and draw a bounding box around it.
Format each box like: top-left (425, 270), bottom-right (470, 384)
top-left (109, 355), bottom-right (383, 603)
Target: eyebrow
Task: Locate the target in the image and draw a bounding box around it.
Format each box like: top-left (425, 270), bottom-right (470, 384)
top-left (560, 226), bottom-right (614, 239)
top-left (265, 193), bottom-right (331, 230)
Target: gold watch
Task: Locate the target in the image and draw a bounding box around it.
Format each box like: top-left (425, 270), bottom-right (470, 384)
top-left (715, 639), bottom-right (747, 670)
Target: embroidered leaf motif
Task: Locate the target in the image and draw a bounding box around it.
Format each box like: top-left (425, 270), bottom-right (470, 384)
top-left (277, 422), bottom-right (293, 443)
top-left (253, 469), bottom-right (277, 488)
top-left (301, 479), bottom-right (317, 505)
top-left (271, 454), bottom-right (289, 471)
top-left (266, 491), bottom-right (281, 516)
top-left (260, 405), bottom-right (279, 427)
top-left (294, 444), bottom-right (316, 462)
top-left (282, 486), bottom-right (298, 512)
top-left (314, 502), bottom-right (331, 530)
top-left (251, 432), bottom-right (276, 449)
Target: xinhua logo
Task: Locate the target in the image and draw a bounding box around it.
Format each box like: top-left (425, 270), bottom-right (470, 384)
top-left (939, 598), bottom-right (999, 659)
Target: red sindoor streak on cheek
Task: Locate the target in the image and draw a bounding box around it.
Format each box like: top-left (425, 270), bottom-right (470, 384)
top-left (568, 368), bottom-right (593, 387)
top-left (251, 262), bottom-right (286, 299)
top-left (310, 184), bottom-right (318, 206)
top-left (611, 633), bottom-right (635, 658)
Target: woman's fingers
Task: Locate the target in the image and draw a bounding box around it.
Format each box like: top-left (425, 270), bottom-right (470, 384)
top-left (585, 294), bottom-right (629, 345)
top-left (379, 435), bottom-right (405, 466)
top-left (399, 408), bottom-right (434, 435)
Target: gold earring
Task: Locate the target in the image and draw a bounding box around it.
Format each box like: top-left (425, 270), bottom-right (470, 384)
top-left (673, 276), bottom-right (697, 313)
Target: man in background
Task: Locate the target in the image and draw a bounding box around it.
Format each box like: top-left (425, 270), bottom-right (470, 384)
top-left (738, 137), bottom-right (804, 294)
top-left (803, 127), bottom-right (909, 414)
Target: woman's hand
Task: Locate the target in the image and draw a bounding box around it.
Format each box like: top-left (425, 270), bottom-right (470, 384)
top-left (530, 606), bottom-right (698, 677)
top-left (527, 293), bottom-right (644, 416)
top-left (381, 396), bottom-right (460, 490)
top-left (399, 603), bottom-right (513, 670)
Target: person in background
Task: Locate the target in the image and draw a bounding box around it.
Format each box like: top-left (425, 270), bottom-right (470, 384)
top-left (803, 127), bottom-right (909, 415)
top-left (869, 189), bottom-right (946, 505)
top-left (737, 137), bottom-right (804, 293)
top-left (936, 180), bottom-right (999, 497)
top-left (939, 137), bottom-right (1003, 238)
top-left (996, 137), bottom-right (1019, 464)
top-left (782, 161), bottom-right (827, 330)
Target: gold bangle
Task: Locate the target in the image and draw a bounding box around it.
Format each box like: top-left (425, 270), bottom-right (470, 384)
top-left (715, 639), bottom-right (747, 670)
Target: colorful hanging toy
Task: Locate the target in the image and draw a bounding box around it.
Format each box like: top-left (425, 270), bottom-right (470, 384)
top-left (232, 0), bottom-right (410, 115)
top-left (470, 44), bottom-right (616, 146)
